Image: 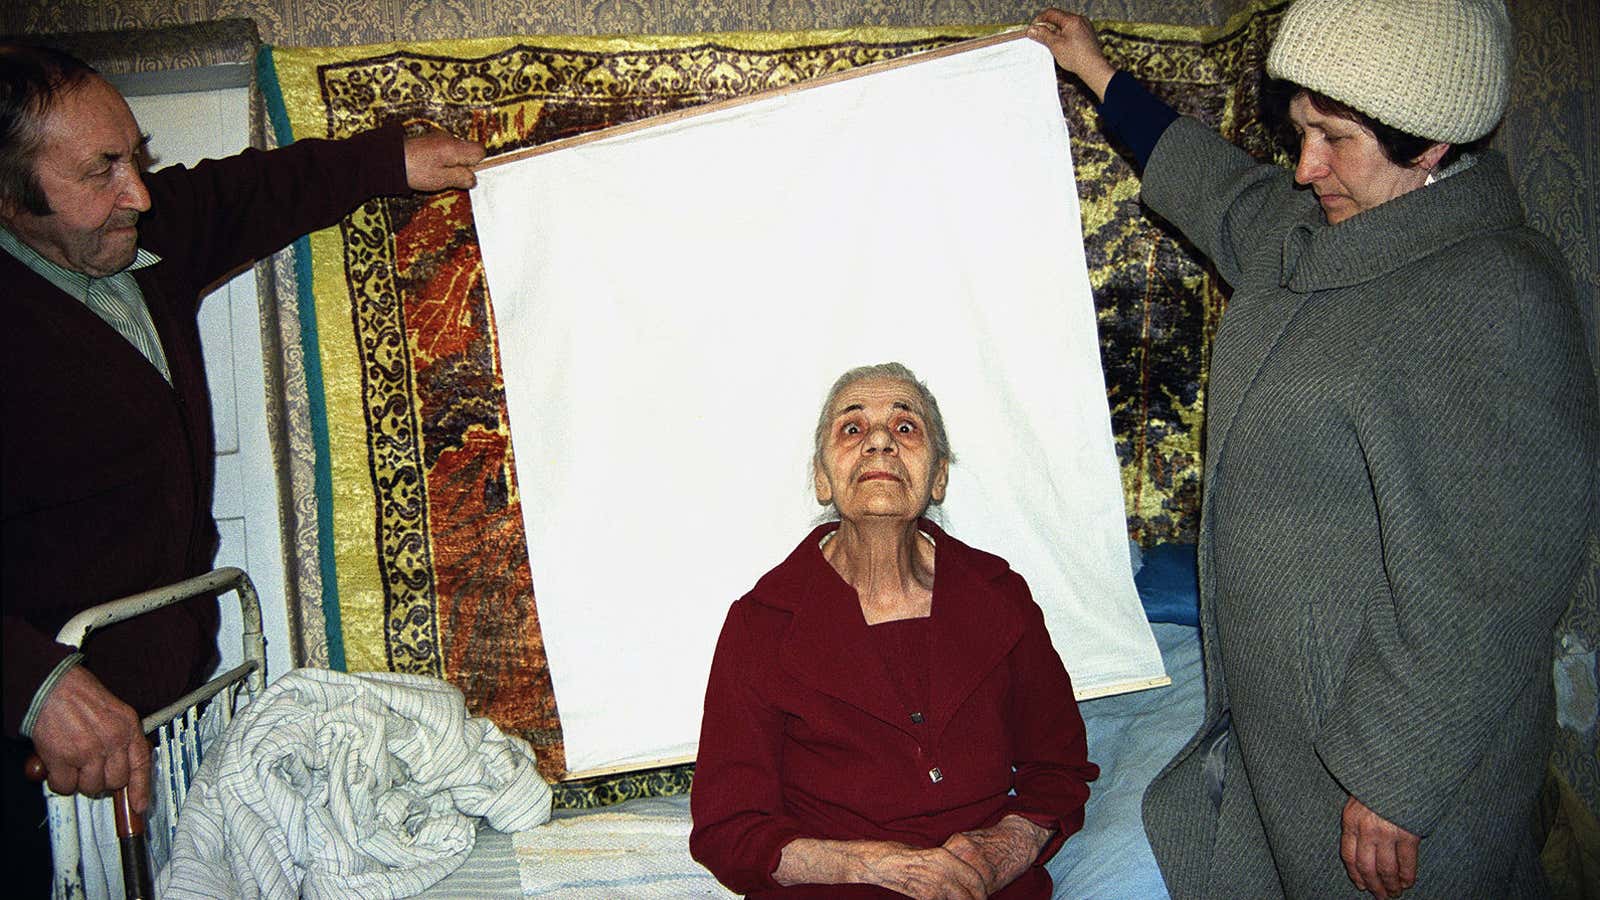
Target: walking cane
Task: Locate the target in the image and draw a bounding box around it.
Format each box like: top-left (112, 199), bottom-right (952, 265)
top-left (24, 753), bottom-right (155, 900)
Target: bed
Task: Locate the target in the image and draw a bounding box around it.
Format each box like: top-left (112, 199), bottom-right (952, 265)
top-left (374, 622), bottom-right (1206, 899)
top-left (230, 546), bottom-right (1203, 899)
top-left (429, 619), bottom-right (1207, 900)
top-left (45, 545), bottom-right (1201, 899)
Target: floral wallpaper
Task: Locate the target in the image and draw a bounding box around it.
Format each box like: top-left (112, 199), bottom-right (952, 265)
top-left (6, 1), bottom-right (1238, 44)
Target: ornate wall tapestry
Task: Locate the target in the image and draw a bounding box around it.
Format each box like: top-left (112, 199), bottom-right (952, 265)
top-left (260, 2), bottom-right (1286, 788)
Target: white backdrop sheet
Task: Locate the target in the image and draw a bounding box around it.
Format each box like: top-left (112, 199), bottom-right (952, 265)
top-left (471, 35), bottom-right (1165, 775)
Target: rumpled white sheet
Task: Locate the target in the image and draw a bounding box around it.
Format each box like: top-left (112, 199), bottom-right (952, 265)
top-left (156, 668), bottom-right (552, 899)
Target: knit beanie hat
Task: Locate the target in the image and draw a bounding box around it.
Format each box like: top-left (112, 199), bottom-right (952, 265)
top-left (1265, 0), bottom-right (1511, 144)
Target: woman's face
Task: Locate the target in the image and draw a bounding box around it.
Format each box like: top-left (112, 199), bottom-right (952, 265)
top-left (814, 376), bottom-right (948, 523)
top-left (1288, 93), bottom-right (1434, 225)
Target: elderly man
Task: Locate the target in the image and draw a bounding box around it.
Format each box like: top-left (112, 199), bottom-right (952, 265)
top-left (0, 40), bottom-right (484, 892)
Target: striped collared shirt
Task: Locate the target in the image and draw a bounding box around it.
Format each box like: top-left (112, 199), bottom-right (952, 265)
top-left (0, 226), bottom-right (171, 383)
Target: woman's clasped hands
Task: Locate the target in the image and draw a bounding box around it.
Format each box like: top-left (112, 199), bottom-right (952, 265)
top-left (856, 840), bottom-right (989, 900)
top-left (841, 815), bottom-right (1051, 900)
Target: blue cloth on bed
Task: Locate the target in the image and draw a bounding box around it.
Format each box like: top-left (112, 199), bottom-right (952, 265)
top-left (1047, 621), bottom-right (1205, 899)
top-left (1134, 543), bottom-right (1200, 626)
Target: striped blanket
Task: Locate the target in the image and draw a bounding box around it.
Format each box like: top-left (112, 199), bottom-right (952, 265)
top-left (158, 669), bottom-right (552, 899)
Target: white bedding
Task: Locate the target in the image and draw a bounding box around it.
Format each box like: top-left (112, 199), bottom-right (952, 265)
top-left (158, 669), bottom-right (552, 899)
top-left (515, 797), bottom-right (736, 898)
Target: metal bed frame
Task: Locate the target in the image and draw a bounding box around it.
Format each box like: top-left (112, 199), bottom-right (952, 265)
top-left (31, 567), bottom-right (268, 900)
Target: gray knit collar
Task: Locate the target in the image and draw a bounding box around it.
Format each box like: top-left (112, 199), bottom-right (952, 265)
top-left (1278, 150), bottom-right (1524, 293)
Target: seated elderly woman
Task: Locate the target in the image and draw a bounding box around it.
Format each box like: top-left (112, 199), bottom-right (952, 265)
top-left (690, 362), bottom-right (1099, 899)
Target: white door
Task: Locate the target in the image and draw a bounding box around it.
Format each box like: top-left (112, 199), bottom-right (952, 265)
top-left (124, 85), bottom-right (294, 683)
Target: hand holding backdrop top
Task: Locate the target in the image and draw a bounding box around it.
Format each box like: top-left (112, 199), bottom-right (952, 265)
top-left (404, 130), bottom-right (486, 192)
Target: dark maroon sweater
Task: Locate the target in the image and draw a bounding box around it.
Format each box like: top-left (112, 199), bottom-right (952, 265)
top-left (690, 520), bottom-right (1099, 898)
top-left (2, 123), bottom-right (409, 737)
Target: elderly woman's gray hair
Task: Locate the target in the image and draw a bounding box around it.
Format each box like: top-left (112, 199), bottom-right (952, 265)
top-left (811, 362), bottom-right (955, 478)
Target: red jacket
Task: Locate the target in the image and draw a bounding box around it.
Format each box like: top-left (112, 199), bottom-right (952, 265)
top-left (690, 520), bottom-right (1098, 898)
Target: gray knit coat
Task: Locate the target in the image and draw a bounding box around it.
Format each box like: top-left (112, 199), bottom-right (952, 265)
top-left (1137, 118), bottom-right (1599, 899)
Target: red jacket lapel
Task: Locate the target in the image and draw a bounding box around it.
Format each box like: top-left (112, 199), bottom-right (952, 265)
top-left (757, 520), bottom-right (1026, 740)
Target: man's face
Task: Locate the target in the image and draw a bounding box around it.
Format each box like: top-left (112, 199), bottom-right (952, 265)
top-left (2, 75), bottom-right (151, 277)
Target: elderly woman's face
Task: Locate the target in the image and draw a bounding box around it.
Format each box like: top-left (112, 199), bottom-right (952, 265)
top-left (1289, 93), bottom-right (1434, 224)
top-left (814, 376), bottom-right (948, 522)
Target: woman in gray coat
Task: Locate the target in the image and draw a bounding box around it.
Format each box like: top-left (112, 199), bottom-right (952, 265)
top-left (1032, 1), bottom-right (1597, 898)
